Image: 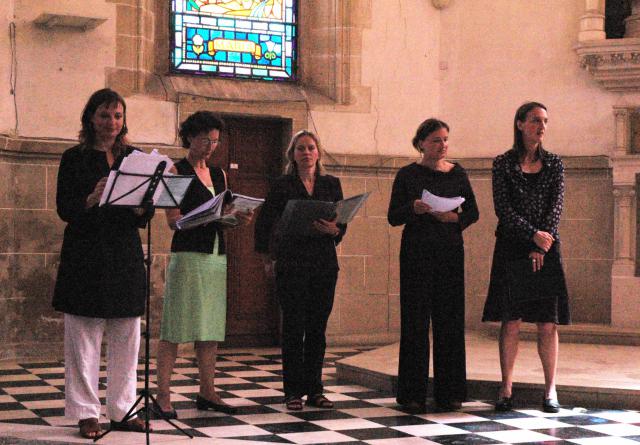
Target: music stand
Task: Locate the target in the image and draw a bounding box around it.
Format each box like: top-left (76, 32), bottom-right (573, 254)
top-left (94, 161), bottom-right (195, 444)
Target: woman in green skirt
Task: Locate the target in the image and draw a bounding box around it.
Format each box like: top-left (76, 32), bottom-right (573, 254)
top-left (155, 112), bottom-right (253, 418)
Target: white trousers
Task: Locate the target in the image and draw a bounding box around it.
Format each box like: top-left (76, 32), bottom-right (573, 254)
top-left (64, 314), bottom-right (141, 421)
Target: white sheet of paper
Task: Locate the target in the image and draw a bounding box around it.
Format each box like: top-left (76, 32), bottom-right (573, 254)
top-left (421, 189), bottom-right (465, 213)
top-left (99, 149), bottom-right (174, 206)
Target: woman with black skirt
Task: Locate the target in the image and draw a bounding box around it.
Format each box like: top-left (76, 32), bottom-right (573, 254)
top-left (388, 118), bottom-right (479, 413)
top-left (482, 102), bottom-right (570, 413)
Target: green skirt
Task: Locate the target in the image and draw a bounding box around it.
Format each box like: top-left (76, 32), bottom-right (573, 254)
top-left (160, 243), bottom-right (227, 343)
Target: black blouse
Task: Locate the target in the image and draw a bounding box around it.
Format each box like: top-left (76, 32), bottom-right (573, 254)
top-left (388, 162), bottom-right (479, 248)
top-left (170, 158), bottom-right (227, 255)
top-left (492, 148), bottom-right (564, 245)
top-left (254, 173), bottom-right (346, 269)
top-left (53, 144), bottom-right (150, 318)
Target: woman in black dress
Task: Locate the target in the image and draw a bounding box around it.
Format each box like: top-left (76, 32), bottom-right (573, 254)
top-left (53, 89), bottom-right (152, 438)
top-left (254, 130), bottom-right (345, 411)
top-left (482, 102), bottom-right (570, 413)
top-left (388, 118), bottom-right (479, 413)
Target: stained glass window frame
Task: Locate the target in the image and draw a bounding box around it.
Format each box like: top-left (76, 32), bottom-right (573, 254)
top-left (170, 0), bottom-right (298, 82)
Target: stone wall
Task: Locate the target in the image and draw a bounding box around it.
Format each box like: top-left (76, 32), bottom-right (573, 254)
top-left (0, 134), bottom-right (613, 359)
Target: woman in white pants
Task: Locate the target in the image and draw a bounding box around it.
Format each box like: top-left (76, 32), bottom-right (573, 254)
top-left (53, 89), bottom-right (153, 438)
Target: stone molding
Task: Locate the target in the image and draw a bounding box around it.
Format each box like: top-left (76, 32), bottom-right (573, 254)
top-left (575, 38), bottom-right (640, 92)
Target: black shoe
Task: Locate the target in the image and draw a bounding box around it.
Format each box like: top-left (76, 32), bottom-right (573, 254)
top-left (543, 398), bottom-right (561, 413)
top-left (196, 395), bottom-right (237, 414)
top-left (397, 399), bottom-right (426, 414)
top-left (150, 404), bottom-right (178, 420)
top-left (435, 400), bottom-right (462, 412)
top-left (495, 396), bottom-right (513, 412)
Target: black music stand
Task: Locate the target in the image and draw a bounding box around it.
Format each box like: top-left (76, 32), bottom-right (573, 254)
top-left (94, 161), bottom-right (195, 444)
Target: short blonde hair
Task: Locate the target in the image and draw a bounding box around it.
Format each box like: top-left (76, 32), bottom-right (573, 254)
top-left (283, 130), bottom-right (326, 175)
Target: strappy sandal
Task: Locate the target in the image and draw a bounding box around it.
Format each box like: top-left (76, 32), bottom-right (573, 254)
top-left (284, 396), bottom-right (303, 411)
top-left (306, 394), bottom-right (334, 409)
top-left (78, 418), bottom-right (101, 439)
top-left (110, 417), bottom-right (152, 433)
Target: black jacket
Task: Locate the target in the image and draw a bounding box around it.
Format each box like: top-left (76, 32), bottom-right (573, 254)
top-left (52, 145), bottom-right (150, 318)
top-left (254, 173), bottom-right (345, 269)
top-left (170, 158), bottom-right (227, 255)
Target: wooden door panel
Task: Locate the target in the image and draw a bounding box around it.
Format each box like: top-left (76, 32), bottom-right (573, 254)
top-left (215, 116), bottom-right (285, 346)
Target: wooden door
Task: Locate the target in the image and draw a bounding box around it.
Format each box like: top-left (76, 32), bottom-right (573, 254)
top-left (209, 116), bottom-right (288, 346)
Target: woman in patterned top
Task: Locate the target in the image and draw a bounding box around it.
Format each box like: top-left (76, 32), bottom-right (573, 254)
top-left (482, 102), bottom-right (570, 414)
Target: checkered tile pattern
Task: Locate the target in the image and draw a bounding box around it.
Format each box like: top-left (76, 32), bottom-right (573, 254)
top-left (1, 347), bottom-right (640, 444)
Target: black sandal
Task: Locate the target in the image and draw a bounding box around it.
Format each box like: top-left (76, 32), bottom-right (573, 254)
top-left (78, 418), bottom-right (101, 439)
top-left (306, 394), bottom-right (334, 409)
top-left (110, 417), bottom-right (152, 433)
top-left (284, 396), bottom-right (303, 411)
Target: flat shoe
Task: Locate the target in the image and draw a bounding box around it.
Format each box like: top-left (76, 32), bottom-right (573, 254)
top-left (110, 417), bottom-right (151, 433)
top-left (435, 400), bottom-right (462, 412)
top-left (284, 396), bottom-right (304, 411)
top-left (397, 399), bottom-right (426, 414)
top-left (306, 394), bottom-right (334, 409)
top-left (495, 396), bottom-right (513, 412)
top-left (196, 395), bottom-right (237, 414)
top-left (78, 418), bottom-right (101, 439)
top-left (151, 404), bottom-right (178, 420)
top-left (543, 398), bottom-right (561, 413)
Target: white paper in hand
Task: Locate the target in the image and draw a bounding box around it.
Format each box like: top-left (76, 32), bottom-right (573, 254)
top-left (421, 189), bottom-right (465, 213)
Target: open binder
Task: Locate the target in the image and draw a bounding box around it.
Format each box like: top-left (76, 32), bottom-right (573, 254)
top-left (277, 192), bottom-right (370, 238)
top-left (176, 189), bottom-right (264, 230)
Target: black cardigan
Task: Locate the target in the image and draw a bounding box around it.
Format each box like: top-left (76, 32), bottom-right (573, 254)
top-left (170, 158), bottom-right (227, 255)
top-left (388, 162), bottom-right (479, 249)
top-left (52, 145), bottom-right (150, 318)
top-left (254, 173), bottom-right (346, 269)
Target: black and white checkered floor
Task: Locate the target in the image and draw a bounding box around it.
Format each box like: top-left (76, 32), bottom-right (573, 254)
top-left (2, 346), bottom-right (640, 444)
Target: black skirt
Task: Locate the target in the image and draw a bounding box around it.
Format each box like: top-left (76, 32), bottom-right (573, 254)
top-left (482, 236), bottom-right (570, 325)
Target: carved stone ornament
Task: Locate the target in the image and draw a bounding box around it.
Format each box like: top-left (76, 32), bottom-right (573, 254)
top-left (575, 38), bottom-right (640, 92)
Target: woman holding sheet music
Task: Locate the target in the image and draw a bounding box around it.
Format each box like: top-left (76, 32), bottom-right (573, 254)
top-left (254, 130), bottom-right (345, 411)
top-left (53, 88), bottom-right (152, 438)
top-left (482, 102), bottom-right (570, 414)
top-left (155, 111), bottom-right (253, 418)
top-left (388, 118), bottom-right (479, 414)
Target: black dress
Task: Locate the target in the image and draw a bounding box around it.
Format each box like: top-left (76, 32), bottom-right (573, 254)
top-left (52, 145), bottom-right (149, 319)
top-left (388, 162), bottom-right (479, 407)
top-left (482, 148), bottom-right (570, 324)
top-left (254, 172), bottom-right (345, 398)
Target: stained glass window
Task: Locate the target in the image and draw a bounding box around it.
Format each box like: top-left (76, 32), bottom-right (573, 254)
top-left (170, 0), bottom-right (297, 81)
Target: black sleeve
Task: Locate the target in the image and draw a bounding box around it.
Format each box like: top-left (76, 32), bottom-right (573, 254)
top-left (458, 171), bottom-right (479, 231)
top-left (56, 149), bottom-right (100, 226)
top-left (332, 177), bottom-right (347, 245)
top-left (254, 178), bottom-right (287, 254)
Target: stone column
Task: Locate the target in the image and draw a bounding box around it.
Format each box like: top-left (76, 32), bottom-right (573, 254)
top-left (614, 107), bottom-right (630, 156)
top-left (578, 0), bottom-right (606, 41)
top-left (612, 186), bottom-right (636, 276)
top-left (625, 0), bottom-right (640, 37)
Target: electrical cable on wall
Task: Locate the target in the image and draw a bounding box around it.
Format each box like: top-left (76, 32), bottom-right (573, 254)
top-left (9, 21), bottom-right (18, 135)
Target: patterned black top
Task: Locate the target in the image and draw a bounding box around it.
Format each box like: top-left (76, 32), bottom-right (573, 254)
top-left (492, 148), bottom-right (564, 247)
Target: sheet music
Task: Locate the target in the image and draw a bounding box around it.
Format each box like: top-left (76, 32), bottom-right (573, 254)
top-left (421, 189), bottom-right (465, 213)
top-left (99, 149), bottom-right (174, 206)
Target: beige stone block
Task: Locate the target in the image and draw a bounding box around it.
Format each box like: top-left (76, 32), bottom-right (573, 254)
top-left (365, 255), bottom-right (388, 295)
top-left (563, 177), bottom-right (613, 220)
top-left (339, 176), bottom-right (366, 199)
top-left (349, 0), bottom-right (372, 27)
top-left (341, 217), bottom-right (389, 257)
top-left (559, 218), bottom-right (612, 260)
top-left (116, 4), bottom-right (138, 36)
top-left (0, 163), bottom-right (47, 209)
top-left (365, 177), bottom-right (392, 217)
top-left (0, 210), bottom-right (16, 253)
top-left (106, 68), bottom-right (137, 96)
top-left (326, 299), bottom-right (340, 333)
top-left (46, 165), bottom-right (58, 211)
top-left (339, 293), bottom-right (388, 334)
top-left (336, 256), bottom-right (364, 295)
top-left (14, 210), bottom-right (64, 254)
top-left (564, 258), bottom-right (612, 323)
top-left (116, 35), bottom-right (138, 70)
